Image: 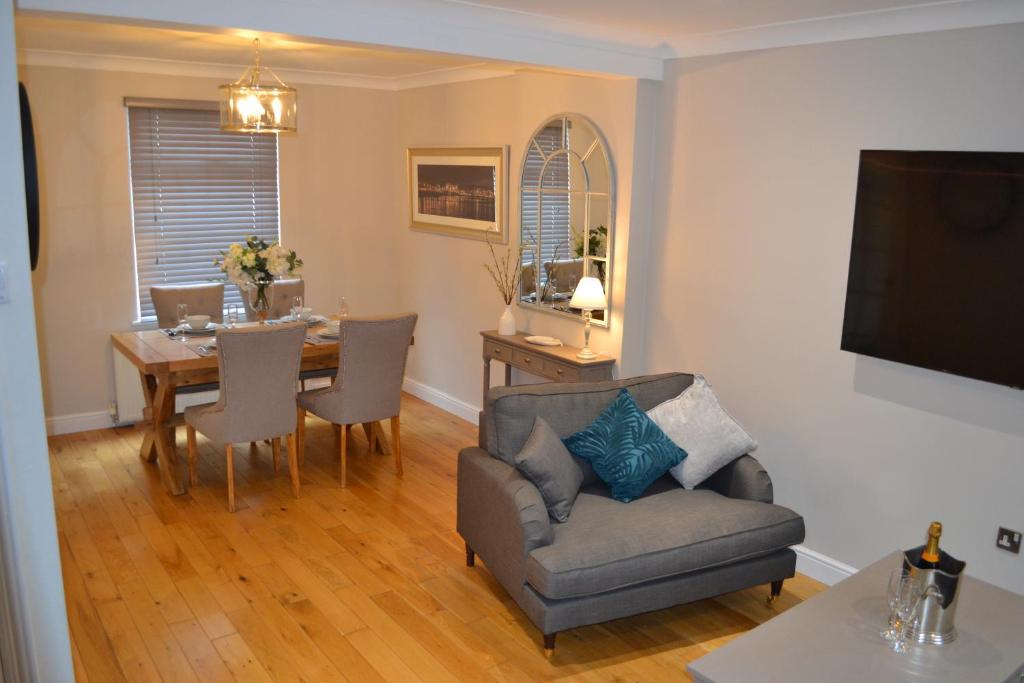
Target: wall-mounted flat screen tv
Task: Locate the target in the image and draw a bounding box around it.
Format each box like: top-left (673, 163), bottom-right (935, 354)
top-left (840, 150), bottom-right (1024, 389)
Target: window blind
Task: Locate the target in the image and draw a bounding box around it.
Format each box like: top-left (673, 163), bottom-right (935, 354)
top-left (521, 123), bottom-right (572, 285)
top-left (127, 105), bottom-right (280, 321)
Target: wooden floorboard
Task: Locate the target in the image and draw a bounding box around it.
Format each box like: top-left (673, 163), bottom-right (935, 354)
top-left (49, 392), bottom-right (824, 682)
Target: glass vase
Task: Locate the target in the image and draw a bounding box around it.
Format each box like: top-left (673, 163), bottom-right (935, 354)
top-left (247, 280), bottom-right (275, 324)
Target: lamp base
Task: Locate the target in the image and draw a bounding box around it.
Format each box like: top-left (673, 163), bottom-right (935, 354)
top-left (576, 347), bottom-right (598, 360)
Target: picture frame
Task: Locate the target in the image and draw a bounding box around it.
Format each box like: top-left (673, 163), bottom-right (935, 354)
top-left (408, 146), bottom-right (507, 242)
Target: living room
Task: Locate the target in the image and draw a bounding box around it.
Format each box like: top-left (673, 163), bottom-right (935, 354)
top-left (0, 0), bottom-right (1022, 681)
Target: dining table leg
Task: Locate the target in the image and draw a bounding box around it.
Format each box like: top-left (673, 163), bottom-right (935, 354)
top-left (151, 375), bottom-right (184, 495)
top-left (138, 371), bottom-right (159, 463)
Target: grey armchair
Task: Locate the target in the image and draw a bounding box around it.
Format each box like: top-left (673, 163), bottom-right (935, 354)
top-left (237, 279), bottom-right (304, 322)
top-left (297, 313), bottom-right (417, 487)
top-left (150, 283), bottom-right (224, 328)
top-left (184, 323), bottom-right (307, 512)
top-left (458, 373), bottom-right (805, 650)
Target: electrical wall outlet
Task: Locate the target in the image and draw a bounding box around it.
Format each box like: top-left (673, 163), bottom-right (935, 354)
top-left (996, 527), bottom-right (1021, 554)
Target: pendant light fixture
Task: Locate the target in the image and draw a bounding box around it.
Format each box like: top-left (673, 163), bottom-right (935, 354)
top-left (219, 38), bottom-right (297, 134)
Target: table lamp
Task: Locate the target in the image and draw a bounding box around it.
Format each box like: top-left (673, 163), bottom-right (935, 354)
top-left (569, 276), bottom-right (607, 360)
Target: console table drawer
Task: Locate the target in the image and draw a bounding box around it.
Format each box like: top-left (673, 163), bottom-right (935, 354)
top-left (485, 341), bottom-right (514, 361)
top-left (543, 359), bottom-right (581, 382)
top-left (512, 349), bottom-right (545, 372)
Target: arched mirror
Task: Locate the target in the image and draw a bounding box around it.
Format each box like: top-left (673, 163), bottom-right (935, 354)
top-left (518, 114), bottom-right (613, 326)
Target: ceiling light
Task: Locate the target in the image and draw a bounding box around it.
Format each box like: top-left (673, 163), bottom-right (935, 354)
top-left (219, 38), bottom-right (297, 134)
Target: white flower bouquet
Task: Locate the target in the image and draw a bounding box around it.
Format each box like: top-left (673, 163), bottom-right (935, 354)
top-left (217, 236), bottom-right (302, 320)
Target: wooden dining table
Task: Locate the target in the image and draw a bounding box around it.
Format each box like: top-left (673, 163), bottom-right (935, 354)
top-left (111, 323), bottom-right (397, 495)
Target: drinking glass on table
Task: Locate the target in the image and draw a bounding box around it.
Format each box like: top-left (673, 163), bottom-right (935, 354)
top-left (227, 303), bottom-right (239, 328)
top-left (891, 584), bottom-right (921, 654)
top-left (337, 296), bottom-right (349, 318)
top-left (176, 303), bottom-right (188, 341)
top-left (881, 570), bottom-right (910, 641)
top-left (291, 295), bottom-right (304, 321)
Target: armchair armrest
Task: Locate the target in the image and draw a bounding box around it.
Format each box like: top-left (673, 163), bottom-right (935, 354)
top-left (457, 447), bottom-right (552, 594)
top-left (702, 454), bottom-right (773, 504)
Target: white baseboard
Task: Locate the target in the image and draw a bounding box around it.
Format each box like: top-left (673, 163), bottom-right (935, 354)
top-left (403, 377), bottom-right (480, 424)
top-left (794, 544), bottom-right (857, 586)
top-left (45, 411), bottom-right (113, 436)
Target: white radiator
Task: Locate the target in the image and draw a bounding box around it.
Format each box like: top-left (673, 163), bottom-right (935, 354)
top-left (112, 347), bottom-right (218, 426)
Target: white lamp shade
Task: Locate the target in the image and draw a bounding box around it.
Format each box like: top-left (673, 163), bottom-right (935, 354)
top-left (570, 276), bottom-right (607, 311)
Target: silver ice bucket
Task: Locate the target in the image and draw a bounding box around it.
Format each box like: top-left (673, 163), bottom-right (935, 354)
top-left (901, 548), bottom-right (966, 645)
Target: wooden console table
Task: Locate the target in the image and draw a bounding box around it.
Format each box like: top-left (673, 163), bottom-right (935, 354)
top-left (481, 330), bottom-right (615, 401)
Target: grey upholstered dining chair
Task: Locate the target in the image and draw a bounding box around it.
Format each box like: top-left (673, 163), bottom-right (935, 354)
top-left (238, 279), bottom-right (304, 322)
top-left (297, 313), bottom-right (417, 487)
top-left (184, 323), bottom-right (307, 512)
top-left (150, 283), bottom-right (225, 328)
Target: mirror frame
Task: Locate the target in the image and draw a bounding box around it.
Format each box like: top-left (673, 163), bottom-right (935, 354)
top-left (517, 113), bottom-right (614, 327)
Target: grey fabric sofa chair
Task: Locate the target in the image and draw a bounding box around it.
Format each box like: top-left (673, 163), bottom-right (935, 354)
top-left (458, 372), bottom-right (805, 650)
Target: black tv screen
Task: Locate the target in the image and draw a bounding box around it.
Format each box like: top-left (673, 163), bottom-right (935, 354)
top-left (840, 150), bottom-right (1024, 389)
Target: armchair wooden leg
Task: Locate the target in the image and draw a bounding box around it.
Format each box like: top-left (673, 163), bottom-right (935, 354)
top-left (296, 407), bottom-right (306, 466)
top-left (226, 443), bottom-right (236, 513)
top-left (339, 424), bottom-right (348, 488)
top-left (186, 425), bottom-right (198, 488)
top-left (249, 441), bottom-right (257, 456)
top-left (465, 543), bottom-right (475, 567)
top-left (287, 432), bottom-right (300, 498)
top-left (767, 579), bottom-right (784, 605)
top-left (272, 437), bottom-right (281, 474)
top-left (390, 415), bottom-right (403, 477)
top-left (543, 632), bottom-right (557, 651)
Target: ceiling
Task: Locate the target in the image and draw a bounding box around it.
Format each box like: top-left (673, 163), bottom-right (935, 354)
top-left (15, 15), bottom-right (519, 88)
top-left (443, 0), bottom-right (951, 42)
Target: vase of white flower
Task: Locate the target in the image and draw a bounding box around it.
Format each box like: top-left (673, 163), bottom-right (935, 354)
top-left (246, 279), bottom-right (276, 323)
top-left (217, 236), bottom-right (302, 324)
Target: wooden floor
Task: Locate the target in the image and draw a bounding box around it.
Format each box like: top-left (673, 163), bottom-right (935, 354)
top-left (50, 393), bottom-right (824, 682)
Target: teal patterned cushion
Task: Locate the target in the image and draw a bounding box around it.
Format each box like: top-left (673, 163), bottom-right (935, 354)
top-left (563, 390), bottom-right (686, 503)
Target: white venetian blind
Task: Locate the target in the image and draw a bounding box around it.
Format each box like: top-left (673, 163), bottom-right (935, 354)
top-left (127, 103), bottom-right (280, 321)
top-left (521, 123), bottom-right (571, 284)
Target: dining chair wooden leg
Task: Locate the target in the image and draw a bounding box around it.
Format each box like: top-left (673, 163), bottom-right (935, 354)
top-left (339, 425), bottom-right (349, 488)
top-left (391, 415), bottom-right (403, 477)
top-left (186, 425), bottom-right (199, 488)
top-left (369, 423), bottom-right (378, 453)
top-left (226, 443), bottom-right (236, 513)
top-left (287, 432), bottom-right (300, 498)
top-left (271, 437), bottom-right (281, 474)
top-left (333, 423), bottom-right (341, 455)
top-left (344, 424), bottom-right (352, 449)
top-left (296, 407), bottom-right (306, 467)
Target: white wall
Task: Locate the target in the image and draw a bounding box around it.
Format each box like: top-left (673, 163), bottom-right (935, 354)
top-left (0, 1), bottom-right (74, 678)
top-left (395, 71), bottom-right (653, 416)
top-left (644, 23), bottom-right (1024, 593)
top-left (21, 64), bottom-right (400, 424)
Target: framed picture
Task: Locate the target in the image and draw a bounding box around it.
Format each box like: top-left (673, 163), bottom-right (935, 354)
top-left (408, 147), bottom-right (506, 242)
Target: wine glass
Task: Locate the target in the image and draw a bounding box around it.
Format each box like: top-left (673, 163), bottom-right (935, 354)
top-left (891, 584), bottom-right (921, 654)
top-left (338, 296), bottom-right (349, 318)
top-left (881, 570), bottom-right (909, 641)
top-left (176, 303), bottom-right (188, 341)
top-left (291, 295), bottom-right (303, 321)
top-left (227, 303), bottom-right (239, 328)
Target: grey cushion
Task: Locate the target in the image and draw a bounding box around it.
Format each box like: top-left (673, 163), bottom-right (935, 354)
top-left (525, 480), bottom-right (805, 600)
top-left (514, 418), bottom-right (584, 522)
top-left (647, 375), bottom-right (758, 489)
top-left (484, 373), bottom-right (695, 478)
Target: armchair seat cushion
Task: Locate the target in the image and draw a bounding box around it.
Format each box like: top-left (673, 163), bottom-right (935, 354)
top-left (525, 480), bottom-right (805, 600)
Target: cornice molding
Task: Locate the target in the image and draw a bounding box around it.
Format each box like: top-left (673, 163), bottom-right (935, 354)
top-left (667, 0), bottom-right (1024, 58)
top-left (16, 48), bottom-right (516, 90)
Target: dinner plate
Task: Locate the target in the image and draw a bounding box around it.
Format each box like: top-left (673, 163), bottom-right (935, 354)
top-left (525, 335), bottom-right (563, 347)
top-left (280, 314), bottom-right (328, 325)
top-left (317, 329), bottom-right (340, 339)
top-left (181, 322), bottom-right (221, 336)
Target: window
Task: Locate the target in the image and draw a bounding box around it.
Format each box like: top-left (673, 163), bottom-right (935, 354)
top-left (126, 100), bottom-right (280, 321)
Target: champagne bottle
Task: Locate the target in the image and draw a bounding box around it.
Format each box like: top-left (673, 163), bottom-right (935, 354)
top-left (918, 521), bottom-right (942, 569)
